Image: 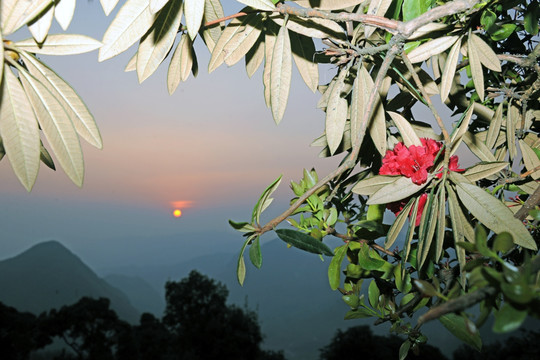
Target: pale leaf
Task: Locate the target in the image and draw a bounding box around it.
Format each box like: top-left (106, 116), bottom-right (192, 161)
top-left (367, 176), bottom-right (430, 205)
top-left (446, 186), bottom-right (467, 283)
top-left (100, 0), bottom-right (120, 16)
top-left (19, 70), bottom-right (84, 186)
top-left (294, 0), bottom-right (365, 10)
top-left (201, 0), bottom-right (225, 53)
top-left (365, 0), bottom-right (392, 38)
top-left (359, 65), bottom-right (386, 155)
top-left (408, 23), bottom-right (449, 40)
top-left (408, 36), bottom-right (458, 64)
top-left (350, 74), bottom-right (366, 150)
top-left (2, 0), bottom-right (53, 35)
top-left (325, 69), bottom-right (347, 155)
top-left (98, 0), bottom-right (154, 61)
top-left (167, 33), bottom-right (194, 94)
top-left (470, 33), bottom-right (501, 72)
top-left (184, 0), bottom-right (204, 40)
top-left (290, 31), bottom-right (318, 92)
top-left (137, 0), bottom-right (183, 83)
top-left (150, 0), bottom-right (170, 13)
top-left (20, 52), bottom-right (102, 149)
top-left (270, 25), bottom-right (292, 124)
top-left (54, 0), bottom-right (76, 30)
top-left (245, 35), bottom-right (265, 78)
top-left (463, 131), bottom-right (496, 162)
top-left (519, 140), bottom-right (540, 180)
top-left (271, 15), bottom-right (345, 40)
top-left (236, 0), bottom-right (275, 11)
top-left (456, 183), bottom-right (537, 250)
top-left (449, 105), bottom-right (474, 156)
top-left (208, 16), bottom-right (248, 73)
top-left (28, 4), bottom-right (54, 43)
top-left (124, 51), bottom-right (137, 72)
top-left (263, 29), bottom-right (277, 107)
top-left (507, 103), bottom-right (518, 160)
top-left (224, 15), bottom-right (263, 67)
top-left (468, 36), bottom-right (484, 101)
top-left (440, 37), bottom-right (461, 102)
top-left (485, 103), bottom-right (503, 149)
top-left (463, 162), bottom-right (508, 182)
top-left (387, 111), bottom-right (422, 147)
top-left (0, 65), bottom-right (40, 191)
top-left (385, 199), bottom-right (414, 250)
top-left (16, 34), bottom-right (102, 55)
top-left (0, 30), bottom-right (4, 83)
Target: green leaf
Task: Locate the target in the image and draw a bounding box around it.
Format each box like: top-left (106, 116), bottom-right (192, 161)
top-left (480, 9), bottom-right (496, 31)
top-left (184, 0), bottom-right (205, 40)
top-left (228, 220), bottom-right (256, 233)
top-left (490, 24), bottom-right (516, 41)
top-left (399, 340), bottom-right (411, 360)
top-left (493, 304), bottom-right (527, 333)
top-left (413, 279), bottom-right (438, 297)
top-left (249, 236), bottom-right (263, 269)
top-left (275, 229), bottom-right (334, 256)
top-left (358, 243), bottom-right (387, 271)
top-left (237, 238), bottom-right (250, 285)
top-left (0, 65), bottom-right (40, 191)
top-left (98, 0), bottom-right (154, 61)
top-left (15, 34), bottom-right (102, 55)
top-left (367, 176), bottom-right (430, 205)
top-left (344, 307), bottom-right (377, 320)
top-left (137, 0), bottom-right (183, 83)
top-left (402, 0), bottom-right (429, 21)
top-left (524, 1), bottom-right (539, 35)
top-left (328, 244), bottom-right (348, 290)
top-left (270, 25), bottom-right (292, 124)
top-left (493, 232), bottom-right (514, 253)
top-left (252, 174), bottom-right (282, 224)
top-left (455, 183), bottom-right (537, 250)
top-left (368, 280), bottom-right (380, 308)
top-left (440, 314), bottom-right (482, 351)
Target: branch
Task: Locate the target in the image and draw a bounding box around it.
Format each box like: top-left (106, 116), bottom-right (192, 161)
top-left (514, 182), bottom-right (540, 221)
top-left (417, 255), bottom-right (540, 325)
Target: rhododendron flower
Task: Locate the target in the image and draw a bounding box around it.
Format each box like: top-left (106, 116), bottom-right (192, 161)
top-left (380, 138), bottom-right (464, 226)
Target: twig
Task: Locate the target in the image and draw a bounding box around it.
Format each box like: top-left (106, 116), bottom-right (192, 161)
top-left (515, 183), bottom-right (540, 221)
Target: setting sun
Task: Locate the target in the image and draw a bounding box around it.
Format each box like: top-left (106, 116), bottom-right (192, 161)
top-left (173, 209), bottom-right (182, 218)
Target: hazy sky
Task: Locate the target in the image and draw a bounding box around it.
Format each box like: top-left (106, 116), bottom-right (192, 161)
top-left (0, 1), bottom-right (340, 267)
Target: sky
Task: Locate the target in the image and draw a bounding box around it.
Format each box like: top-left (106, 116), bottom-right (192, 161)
top-left (0, 1), bottom-right (340, 268)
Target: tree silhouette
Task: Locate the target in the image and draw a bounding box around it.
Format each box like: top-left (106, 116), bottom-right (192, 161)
top-left (319, 325), bottom-right (448, 360)
top-left (452, 330), bottom-right (540, 360)
top-left (163, 270), bottom-right (284, 360)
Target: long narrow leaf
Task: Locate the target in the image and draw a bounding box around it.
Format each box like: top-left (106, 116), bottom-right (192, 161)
top-left (270, 25), bottom-right (292, 124)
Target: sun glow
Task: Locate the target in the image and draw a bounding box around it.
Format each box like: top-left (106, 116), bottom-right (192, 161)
top-left (173, 209), bottom-right (182, 218)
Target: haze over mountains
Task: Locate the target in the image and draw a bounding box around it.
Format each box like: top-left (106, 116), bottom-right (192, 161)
top-left (1, 239), bottom-right (537, 359)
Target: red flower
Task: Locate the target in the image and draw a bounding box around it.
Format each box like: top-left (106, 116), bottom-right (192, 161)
top-left (379, 138), bottom-right (464, 226)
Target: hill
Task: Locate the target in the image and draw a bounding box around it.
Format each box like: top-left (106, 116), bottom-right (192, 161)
top-left (0, 240), bottom-right (140, 323)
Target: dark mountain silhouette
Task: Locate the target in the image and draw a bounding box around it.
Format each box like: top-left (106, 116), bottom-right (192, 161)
top-left (0, 240), bottom-right (140, 323)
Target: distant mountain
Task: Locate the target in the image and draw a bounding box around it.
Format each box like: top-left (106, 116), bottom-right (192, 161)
top-left (0, 240), bottom-right (140, 323)
top-left (103, 274), bottom-right (164, 316)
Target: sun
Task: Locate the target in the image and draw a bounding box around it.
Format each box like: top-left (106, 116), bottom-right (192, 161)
top-left (173, 209), bottom-right (182, 218)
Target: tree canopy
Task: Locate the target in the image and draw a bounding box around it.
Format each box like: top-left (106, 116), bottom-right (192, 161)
top-left (1, 0), bottom-right (539, 357)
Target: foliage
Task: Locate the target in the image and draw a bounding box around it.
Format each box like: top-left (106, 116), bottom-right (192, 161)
top-left (0, 271), bottom-right (285, 360)
top-left (319, 325), bottom-right (448, 360)
top-left (1, 0), bottom-right (540, 356)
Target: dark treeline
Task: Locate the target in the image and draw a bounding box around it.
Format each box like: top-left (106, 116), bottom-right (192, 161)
top-left (2, 270), bottom-right (538, 360)
top-left (0, 270), bottom-right (286, 360)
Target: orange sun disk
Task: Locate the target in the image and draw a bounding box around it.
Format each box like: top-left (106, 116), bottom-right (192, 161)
top-left (173, 209), bottom-right (182, 218)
